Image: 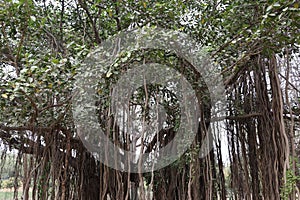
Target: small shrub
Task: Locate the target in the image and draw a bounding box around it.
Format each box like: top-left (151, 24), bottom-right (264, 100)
top-left (1, 177), bottom-right (18, 189)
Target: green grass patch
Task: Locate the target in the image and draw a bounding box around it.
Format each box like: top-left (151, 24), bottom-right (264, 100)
top-left (0, 190), bottom-right (15, 200)
top-left (0, 189), bottom-right (32, 200)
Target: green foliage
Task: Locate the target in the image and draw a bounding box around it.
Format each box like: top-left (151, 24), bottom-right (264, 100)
top-left (0, 0), bottom-right (188, 129)
top-left (1, 178), bottom-right (14, 189)
top-left (0, 153), bottom-right (17, 180)
top-left (0, 177), bottom-right (21, 189)
top-left (0, 0), bottom-right (298, 129)
top-left (181, 0), bottom-right (300, 68)
top-left (280, 158), bottom-right (300, 199)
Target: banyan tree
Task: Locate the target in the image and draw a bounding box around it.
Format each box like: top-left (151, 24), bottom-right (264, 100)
top-left (0, 0), bottom-right (299, 199)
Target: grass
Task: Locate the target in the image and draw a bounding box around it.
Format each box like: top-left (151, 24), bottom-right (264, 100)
top-left (0, 188), bottom-right (32, 200)
top-left (0, 189), bottom-right (15, 200)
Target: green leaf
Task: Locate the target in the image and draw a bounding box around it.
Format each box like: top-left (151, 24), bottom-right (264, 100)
top-left (1, 93), bottom-right (8, 99)
top-left (51, 59), bottom-right (59, 64)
